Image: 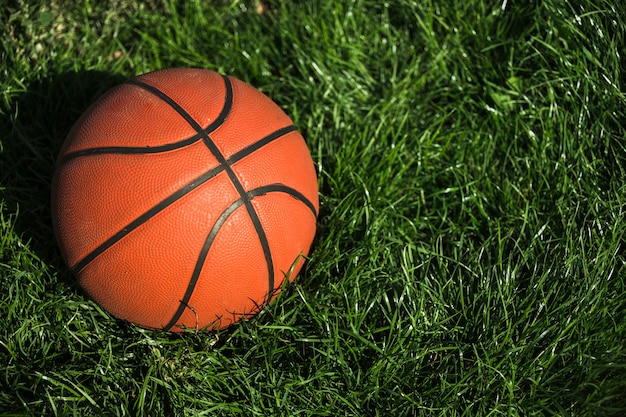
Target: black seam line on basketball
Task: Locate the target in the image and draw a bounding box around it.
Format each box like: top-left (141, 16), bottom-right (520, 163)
top-left (126, 75), bottom-right (233, 135)
top-left (58, 134), bottom-right (203, 165)
top-left (160, 197), bottom-right (244, 331)
top-left (70, 164), bottom-right (226, 275)
top-left (226, 125), bottom-right (297, 164)
top-left (161, 183), bottom-right (317, 331)
top-left (58, 76), bottom-right (232, 166)
top-left (61, 124), bottom-right (297, 168)
top-left (257, 184), bottom-right (318, 217)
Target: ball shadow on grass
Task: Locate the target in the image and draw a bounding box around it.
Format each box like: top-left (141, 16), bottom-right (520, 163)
top-left (0, 70), bottom-right (126, 278)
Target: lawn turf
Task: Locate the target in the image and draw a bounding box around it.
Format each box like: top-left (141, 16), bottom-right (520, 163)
top-left (1, 0), bottom-right (626, 415)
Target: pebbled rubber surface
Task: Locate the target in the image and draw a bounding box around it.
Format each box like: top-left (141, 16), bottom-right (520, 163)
top-left (52, 68), bottom-right (318, 331)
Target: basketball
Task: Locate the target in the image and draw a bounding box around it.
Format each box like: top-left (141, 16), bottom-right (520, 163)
top-left (51, 68), bottom-right (319, 332)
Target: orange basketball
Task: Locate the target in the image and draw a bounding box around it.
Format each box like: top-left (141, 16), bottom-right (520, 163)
top-left (51, 68), bottom-right (318, 331)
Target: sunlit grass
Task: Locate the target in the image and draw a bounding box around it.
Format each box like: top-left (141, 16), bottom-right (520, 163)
top-left (1, 0), bottom-right (626, 415)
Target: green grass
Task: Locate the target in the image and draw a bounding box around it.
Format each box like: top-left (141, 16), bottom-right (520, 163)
top-left (2, 0), bottom-right (626, 415)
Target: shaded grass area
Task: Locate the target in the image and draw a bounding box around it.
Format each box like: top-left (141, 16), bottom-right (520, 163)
top-left (1, 0), bottom-right (626, 415)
